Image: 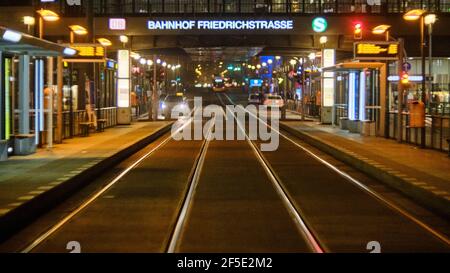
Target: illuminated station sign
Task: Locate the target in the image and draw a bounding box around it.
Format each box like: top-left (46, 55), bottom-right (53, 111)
top-left (354, 41), bottom-right (399, 60)
top-left (312, 17), bottom-right (328, 33)
top-left (109, 18), bottom-right (126, 30)
top-left (147, 20), bottom-right (294, 30)
top-left (63, 44), bottom-right (106, 62)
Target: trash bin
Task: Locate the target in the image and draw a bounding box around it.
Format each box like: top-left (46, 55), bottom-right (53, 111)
top-left (0, 140), bottom-right (7, 161)
top-left (14, 134), bottom-right (36, 155)
top-left (348, 120), bottom-right (360, 133)
top-left (360, 120), bottom-right (376, 136)
top-left (339, 117), bottom-right (349, 130)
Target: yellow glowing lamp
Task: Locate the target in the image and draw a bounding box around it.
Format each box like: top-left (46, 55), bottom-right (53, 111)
top-left (69, 25), bottom-right (88, 35)
top-left (372, 25), bottom-right (391, 35)
top-left (36, 9), bottom-right (60, 22)
top-left (23, 16), bottom-right (35, 26)
top-left (403, 9), bottom-right (426, 21)
top-left (424, 14), bottom-right (437, 25)
top-left (97, 38), bottom-right (112, 47)
top-left (119, 35), bottom-right (129, 44)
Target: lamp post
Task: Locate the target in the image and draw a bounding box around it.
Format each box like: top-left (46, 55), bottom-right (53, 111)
top-left (372, 24), bottom-right (404, 141)
top-left (403, 9), bottom-right (436, 148)
top-left (23, 16), bottom-right (35, 35)
top-left (36, 9), bottom-right (59, 39)
top-left (97, 38), bottom-right (112, 124)
top-left (424, 14), bottom-right (437, 111)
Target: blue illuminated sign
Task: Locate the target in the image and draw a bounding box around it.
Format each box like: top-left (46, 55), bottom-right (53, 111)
top-left (148, 20), bottom-right (294, 30)
top-left (249, 79), bottom-right (263, 87)
top-left (107, 60), bottom-right (115, 69)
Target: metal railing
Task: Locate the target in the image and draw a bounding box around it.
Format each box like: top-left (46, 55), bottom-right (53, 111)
top-left (43, 0), bottom-right (450, 16)
top-left (388, 112), bottom-right (450, 152)
top-left (286, 99), bottom-right (321, 118)
top-left (62, 107), bottom-right (117, 139)
top-left (284, 102), bottom-right (449, 153)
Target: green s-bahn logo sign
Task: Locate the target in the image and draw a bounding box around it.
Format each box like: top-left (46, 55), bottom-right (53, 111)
top-left (312, 17), bottom-right (328, 33)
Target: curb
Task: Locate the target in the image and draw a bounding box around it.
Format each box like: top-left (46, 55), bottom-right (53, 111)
top-left (280, 122), bottom-right (450, 219)
top-left (0, 122), bottom-right (173, 243)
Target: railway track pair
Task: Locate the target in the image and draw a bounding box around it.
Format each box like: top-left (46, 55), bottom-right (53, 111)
top-left (19, 93), bottom-right (449, 253)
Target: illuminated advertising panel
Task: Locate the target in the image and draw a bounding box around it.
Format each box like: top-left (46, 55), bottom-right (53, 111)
top-left (354, 41), bottom-right (399, 60)
top-left (322, 49), bottom-right (335, 107)
top-left (117, 50), bottom-right (130, 108)
top-left (117, 50), bottom-right (130, 78)
top-left (4, 58), bottom-right (11, 140)
top-left (117, 79), bottom-right (130, 107)
top-left (323, 78), bottom-right (334, 107)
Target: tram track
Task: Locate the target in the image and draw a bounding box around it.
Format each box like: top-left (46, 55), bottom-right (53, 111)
top-left (218, 91), bottom-right (450, 251)
top-left (10, 90), bottom-right (450, 253)
top-left (20, 116), bottom-right (197, 253)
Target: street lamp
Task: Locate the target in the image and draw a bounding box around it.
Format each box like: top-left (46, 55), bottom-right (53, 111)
top-left (23, 16), bottom-right (35, 34)
top-left (424, 14), bottom-right (437, 111)
top-left (372, 23), bottom-right (406, 142)
top-left (68, 25), bottom-right (88, 44)
top-left (372, 24), bottom-right (391, 41)
top-left (403, 9), bottom-right (426, 21)
top-left (119, 35), bottom-right (128, 47)
top-left (97, 38), bottom-right (112, 47)
top-left (131, 52), bottom-right (141, 60)
top-left (403, 9), bottom-right (436, 148)
top-left (36, 9), bottom-right (60, 39)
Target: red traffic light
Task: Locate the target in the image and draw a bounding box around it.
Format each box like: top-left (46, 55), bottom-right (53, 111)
top-left (401, 72), bottom-right (409, 84)
top-left (354, 23), bottom-right (363, 40)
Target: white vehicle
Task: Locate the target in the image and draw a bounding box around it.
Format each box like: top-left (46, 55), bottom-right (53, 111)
top-left (263, 94), bottom-right (285, 108)
top-left (160, 95), bottom-right (189, 119)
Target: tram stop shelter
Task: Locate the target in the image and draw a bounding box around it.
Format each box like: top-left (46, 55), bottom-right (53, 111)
top-left (0, 26), bottom-right (76, 161)
top-left (322, 62), bottom-right (388, 137)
